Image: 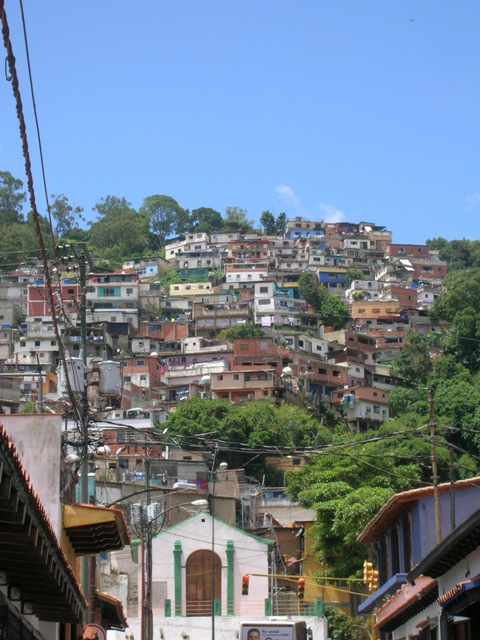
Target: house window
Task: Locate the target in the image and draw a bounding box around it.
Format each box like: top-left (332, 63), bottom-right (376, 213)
top-left (260, 286), bottom-right (268, 293)
top-left (137, 360), bottom-right (144, 366)
top-left (34, 340), bottom-right (40, 347)
top-left (217, 375), bottom-right (223, 381)
top-left (233, 374), bottom-right (239, 380)
top-left (126, 288), bottom-right (133, 295)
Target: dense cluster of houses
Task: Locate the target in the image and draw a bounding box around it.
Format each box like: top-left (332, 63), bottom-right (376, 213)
top-left (2, 217), bottom-right (479, 639)
top-left (0, 217), bottom-right (450, 433)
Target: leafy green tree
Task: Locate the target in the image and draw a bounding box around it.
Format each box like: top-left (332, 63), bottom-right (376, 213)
top-left (0, 221), bottom-right (42, 269)
top-left (260, 210), bottom-right (277, 235)
top-left (390, 332), bottom-right (433, 387)
top-left (285, 422), bottom-right (440, 577)
top-left (217, 322), bottom-right (265, 341)
top-left (164, 398), bottom-right (332, 472)
top-left (324, 606), bottom-right (362, 640)
top-left (89, 196), bottom-right (148, 259)
top-left (139, 195), bottom-right (188, 247)
top-left (260, 210), bottom-right (287, 236)
top-left (298, 271), bottom-right (349, 329)
top-left (222, 206), bottom-right (255, 234)
top-left (431, 277), bottom-right (480, 322)
top-left (0, 171), bottom-right (25, 226)
top-left (427, 237), bottom-right (480, 270)
top-left (444, 308), bottom-right (480, 371)
top-left (275, 212), bottom-right (287, 236)
top-left (434, 378), bottom-right (480, 457)
top-left (190, 207), bottom-right (223, 234)
top-left (50, 194), bottom-right (85, 238)
top-left (345, 268), bottom-right (365, 284)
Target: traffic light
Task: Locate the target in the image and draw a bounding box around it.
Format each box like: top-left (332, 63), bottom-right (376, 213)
top-left (297, 578), bottom-right (305, 599)
top-left (241, 574), bottom-right (249, 596)
top-left (363, 560), bottom-right (373, 586)
top-left (369, 570), bottom-right (379, 592)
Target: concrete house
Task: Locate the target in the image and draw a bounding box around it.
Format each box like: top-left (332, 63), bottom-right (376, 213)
top-left (137, 511), bottom-right (273, 618)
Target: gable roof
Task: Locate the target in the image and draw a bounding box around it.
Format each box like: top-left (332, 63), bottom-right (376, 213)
top-left (131, 511), bottom-right (274, 553)
top-left (358, 477), bottom-right (480, 544)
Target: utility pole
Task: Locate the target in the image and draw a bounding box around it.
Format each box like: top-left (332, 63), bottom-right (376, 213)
top-left (429, 393), bottom-right (442, 544)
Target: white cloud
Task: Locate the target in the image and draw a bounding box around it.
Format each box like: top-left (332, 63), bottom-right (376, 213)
top-left (275, 184), bottom-right (300, 206)
top-left (466, 193), bottom-right (480, 210)
top-left (317, 202), bottom-right (346, 223)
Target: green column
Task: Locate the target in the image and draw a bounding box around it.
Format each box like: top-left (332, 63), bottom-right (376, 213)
top-left (226, 540), bottom-right (234, 615)
top-left (173, 540), bottom-right (182, 616)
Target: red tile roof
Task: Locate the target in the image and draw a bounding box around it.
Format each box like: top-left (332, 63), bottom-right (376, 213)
top-left (358, 477), bottom-right (480, 544)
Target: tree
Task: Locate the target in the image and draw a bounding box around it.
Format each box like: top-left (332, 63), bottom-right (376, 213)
top-left (217, 322), bottom-right (265, 341)
top-left (50, 194), bottom-right (85, 238)
top-left (390, 332), bottom-right (433, 387)
top-left (139, 195), bottom-right (188, 247)
top-left (0, 171), bottom-right (25, 226)
top-left (275, 212), bottom-right (287, 236)
top-left (285, 422), bottom-right (441, 577)
top-left (190, 207), bottom-right (223, 234)
top-left (259, 210), bottom-right (287, 236)
top-left (298, 271), bottom-right (349, 330)
top-left (260, 211), bottom-right (277, 235)
top-left (345, 268), bottom-right (365, 284)
top-left (89, 196), bottom-right (148, 259)
top-left (222, 206), bottom-right (255, 234)
top-left (164, 398), bottom-right (332, 473)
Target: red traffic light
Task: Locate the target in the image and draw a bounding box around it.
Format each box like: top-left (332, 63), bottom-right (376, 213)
top-left (242, 574), bottom-right (249, 596)
top-left (297, 578), bottom-right (305, 599)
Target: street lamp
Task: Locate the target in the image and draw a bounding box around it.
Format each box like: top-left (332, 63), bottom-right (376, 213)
top-left (132, 498), bottom-right (209, 640)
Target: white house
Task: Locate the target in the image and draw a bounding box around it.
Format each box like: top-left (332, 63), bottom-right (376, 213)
top-left (137, 511), bottom-right (273, 620)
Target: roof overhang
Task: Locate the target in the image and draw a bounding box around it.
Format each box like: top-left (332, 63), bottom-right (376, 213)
top-left (358, 573), bottom-right (407, 614)
top-left (96, 590), bottom-right (128, 630)
top-left (437, 574), bottom-right (480, 617)
top-left (63, 504), bottom-right (130, 555)
top-left (0, 426), bottom-right (86, 622)
top-left (375, 576), bottom-right (438, 632)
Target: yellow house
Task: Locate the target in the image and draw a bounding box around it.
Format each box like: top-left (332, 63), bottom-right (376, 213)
top-left (351, 299), bottom-right (400, 320)
top-left (169, 282), bottom-right (213, 297)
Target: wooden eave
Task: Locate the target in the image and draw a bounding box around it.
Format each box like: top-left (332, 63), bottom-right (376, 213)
top-left (0, 425), bottom-right (86, 623)
top-left (63, 503), bottom-right (130, 556)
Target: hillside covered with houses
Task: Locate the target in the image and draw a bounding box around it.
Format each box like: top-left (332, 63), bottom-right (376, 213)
top-left (3, 204), bottom-right (480, 638)
top-left (0, 217), bottom-right (449, 429)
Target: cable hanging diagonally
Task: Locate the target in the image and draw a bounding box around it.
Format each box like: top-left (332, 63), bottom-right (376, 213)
top-left (0, 1), bottom-right (85, 438)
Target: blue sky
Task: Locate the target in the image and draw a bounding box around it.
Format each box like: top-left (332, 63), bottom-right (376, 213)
top-left (0, 1), bottom-right (479, 244)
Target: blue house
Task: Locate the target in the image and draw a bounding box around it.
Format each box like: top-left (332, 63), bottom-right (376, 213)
top-left (357, 477), bottom-right (480, 638)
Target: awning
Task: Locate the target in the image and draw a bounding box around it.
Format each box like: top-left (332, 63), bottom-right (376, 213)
top-left (96, 590), bottom-right (128, 631)
top-left (63, 503), bottom-right (130, 555)
top-left (0, 425), bottom-right (86, 622)
top-left (437, 575), bottom-right (480, 616)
